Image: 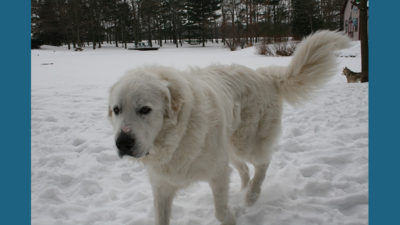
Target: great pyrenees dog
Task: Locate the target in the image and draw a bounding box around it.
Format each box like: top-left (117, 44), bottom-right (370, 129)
top-left (108, 31), bottom-right (350, 225)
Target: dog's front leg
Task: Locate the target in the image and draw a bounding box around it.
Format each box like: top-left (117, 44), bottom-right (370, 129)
top-left (151, 182), bottom-right (177, 225)
top-left (209, 168), bottom-right (236, 225)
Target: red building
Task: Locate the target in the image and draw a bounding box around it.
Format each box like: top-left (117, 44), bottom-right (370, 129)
top-left (342, 0), bottom-right (368, 41)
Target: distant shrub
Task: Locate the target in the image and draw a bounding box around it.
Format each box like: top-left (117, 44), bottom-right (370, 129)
top-left (256, 43), bottom-right (274, 56)
top-left (257, 40), bottom-right (298, 57)
top-left (275, 41), bottom-right (297, 56)
top-left (226, 38), bottom-right (256, 51)
top-left (225, 39), bottom-right (237, 51)
top-left (31, 38), bottom-right (43, 49)
top-left (239, 39), bottom-right (246, 49)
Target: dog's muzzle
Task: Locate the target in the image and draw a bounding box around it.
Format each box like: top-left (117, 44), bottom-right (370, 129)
top-left (116, 131), bottom-right (138, 158)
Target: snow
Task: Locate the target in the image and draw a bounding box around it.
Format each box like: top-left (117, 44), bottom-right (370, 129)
top-left (31, 42), bottom-right (367, 225)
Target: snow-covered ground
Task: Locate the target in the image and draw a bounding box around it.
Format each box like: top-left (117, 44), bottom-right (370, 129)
top-left (31, 42), bottom-right (368, 225)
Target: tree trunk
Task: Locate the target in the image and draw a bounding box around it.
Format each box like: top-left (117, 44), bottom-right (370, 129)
top-left (97, 26), bottom-right (101, 48)
top-left (245, 0), bottom-right (249, 45)
top-left (115, 21), bottom-right (119, 47)
top-left (172, 13), bottom-right (178, 48)
top-left (66, 29), bottom-right (71, 50)
top-left (359, 0), bottom-right (368, 82)
top-left (147, 16), bottom-right (152, 47)
top-left (231, 9), bottom-right (235, 42)
top-left (106, 30), bottom-right (109, 44)
top-left (249, 1), bottom-right (254, 44)
top-left (121, 26), bottom-right (124, 48)
top-left (221, 6), bottom-right (225, 45)
top-left (92, 24), bottom-right (96, 50)
top-left (77, 27), bottom-right (81, 47)
top-left (201, 8), bottom-right (205, 47)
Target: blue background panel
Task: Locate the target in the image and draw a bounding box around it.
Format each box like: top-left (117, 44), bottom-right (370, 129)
top-left (0, 0), bottom-right (31, 224)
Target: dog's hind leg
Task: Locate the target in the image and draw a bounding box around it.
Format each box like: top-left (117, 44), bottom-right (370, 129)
top-left (209, 167), bottom-right (236, 225)
top-left (232, 158), bottom-right (250, 190)
top-left (245, 163), bottom-right (270, 206)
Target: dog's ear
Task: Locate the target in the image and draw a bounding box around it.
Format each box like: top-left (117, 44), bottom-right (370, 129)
top-left (161, 79), bottom-right (183, 122)
top-left (108, 84), bottom-right (117, 119)
top-left (108, 106), bottom-right (112, 118)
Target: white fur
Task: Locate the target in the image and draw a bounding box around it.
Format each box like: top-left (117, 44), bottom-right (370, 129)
top-left (108, 30), bottom-right (351, 225)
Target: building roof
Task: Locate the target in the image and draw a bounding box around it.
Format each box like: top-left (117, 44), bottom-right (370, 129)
top-left (342, 0), bottom-right (369, 14)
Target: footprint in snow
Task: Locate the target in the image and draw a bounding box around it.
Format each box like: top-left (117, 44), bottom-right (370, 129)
top-left (45, 116), bottom-right (58, 122)
top-left (39, 188), bottom-right (64, 204)
top-left (303, 181), bottom-right (332, 196)
top-left (291, 127), bottom-right (303, 137)
top-left (317, 153), bottom-right (353, 165)
top-left (328, 193), bottom-right (368, 213)
top-left (79, 180), bottom-right (103, 197)
top-left (300, 165), bottom-right (321, 177)
top-left (120, 172), bottom-right (134, 183)
top-left (72, 138), bottom-right (86, 146)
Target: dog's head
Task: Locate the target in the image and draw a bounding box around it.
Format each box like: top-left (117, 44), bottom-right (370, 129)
top-left (108, 68), bottom-right (183, 159)
top-left (342, 67), bottom-right (350, 76)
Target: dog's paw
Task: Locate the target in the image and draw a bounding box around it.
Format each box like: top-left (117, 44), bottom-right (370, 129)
top-left (221, 213), bottom-right (236, 225)
top-left (245, 192), bottom-right (259, 206)
top-left (218, 208), bottom-right (236, 225)
top-left (245, 186), bottom-right (261, 206)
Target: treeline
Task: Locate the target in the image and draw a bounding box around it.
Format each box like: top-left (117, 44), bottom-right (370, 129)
top-left (31, 0), bottom-right (344, 49)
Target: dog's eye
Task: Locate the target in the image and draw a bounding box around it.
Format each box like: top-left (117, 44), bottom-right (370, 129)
top-left (113, 106), bottom-right (120, 115)
top-left (138, 106), bottom-right (152, 115)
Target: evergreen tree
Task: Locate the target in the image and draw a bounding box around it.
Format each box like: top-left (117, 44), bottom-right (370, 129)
top-left (139, 0), bottom-right (160, 47)
top-left (291, 0), bottom-right (322, 39)
top-left (37, 0), bottom-right (64, 46)
top-left (319, 0), bottom-right (343, 30)
top-left (162, 0), bottom-right (186, 47)
top-left (185, 0), bottom-right (221, 47)
top-left (31, 0), bottom-right (343, 49)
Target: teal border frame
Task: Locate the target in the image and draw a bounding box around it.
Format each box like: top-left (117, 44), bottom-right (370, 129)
top-left (369, 0), bottom-right (400, 224)
top-left (0, 0), bottom-right (31, 224)
top-left (0, 0), bottom-right (398, 224)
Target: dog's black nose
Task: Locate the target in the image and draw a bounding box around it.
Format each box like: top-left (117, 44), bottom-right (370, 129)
top-left (116, 132), bottom-right (135, 158)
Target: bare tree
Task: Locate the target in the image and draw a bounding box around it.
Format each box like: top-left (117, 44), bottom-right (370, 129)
top-left (352, 0), bottom-right (368, 82)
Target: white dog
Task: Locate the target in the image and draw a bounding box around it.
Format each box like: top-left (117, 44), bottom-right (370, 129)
top-left (108, 31), bottom-right (350, 225)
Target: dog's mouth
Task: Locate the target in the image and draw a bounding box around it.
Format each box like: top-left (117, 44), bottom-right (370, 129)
top-left (118, 150), bottom-right (149, 159)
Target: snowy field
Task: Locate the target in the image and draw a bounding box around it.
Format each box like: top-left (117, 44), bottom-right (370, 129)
top-left (31, 42), bottom-right (368, 225)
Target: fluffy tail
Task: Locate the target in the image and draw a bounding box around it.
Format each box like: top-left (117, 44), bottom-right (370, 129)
top-left (274, 30), bottom-right (351, 105)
